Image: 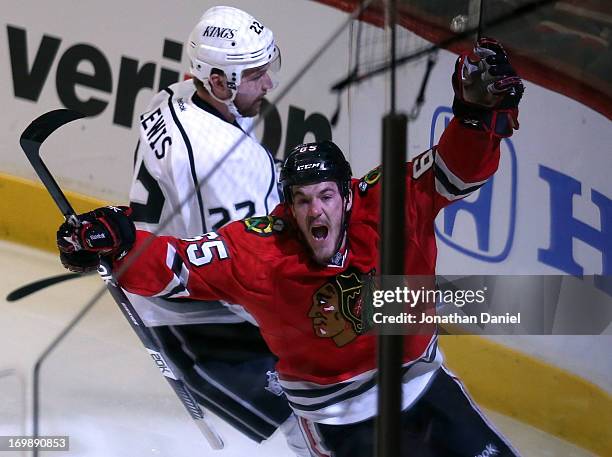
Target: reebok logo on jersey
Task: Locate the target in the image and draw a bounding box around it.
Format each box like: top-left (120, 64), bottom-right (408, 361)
top-left (202, 26), bottom-right (237, 40)
top-left (89, 233), bottom-right (106, 240)
top-left (475, 443), bottom-right (500, 457)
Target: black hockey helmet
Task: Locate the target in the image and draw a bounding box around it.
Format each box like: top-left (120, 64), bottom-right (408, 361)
top-left (280, 141), bottom-right (352, 203)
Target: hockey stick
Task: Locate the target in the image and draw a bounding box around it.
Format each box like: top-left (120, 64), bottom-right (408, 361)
top-left (6, 272), bottom-right (89, 301)
top-left (20, 109), bottom-right (85, 227)
top-left (20, 109), bottom-right (224, 450)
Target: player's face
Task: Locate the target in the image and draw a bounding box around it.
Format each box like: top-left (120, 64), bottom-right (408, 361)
top-left (234, 63), bottom-right (275, 117)
top-left (290, 181), bottom-right (352, 264)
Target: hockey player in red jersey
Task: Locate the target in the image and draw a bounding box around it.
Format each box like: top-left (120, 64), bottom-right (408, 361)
top-left (57, 38), bottom-right (523, 456)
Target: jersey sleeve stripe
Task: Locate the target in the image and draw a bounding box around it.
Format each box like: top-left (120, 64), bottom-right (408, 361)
top-left (434, 152), bottom-right (488, 200)
top-left (435, 151), bottom-right (489, 191)
top-left (168, 245), bottom-right (190, 287)
top-left (155, 243), bottom-right (190, 298)
top-left (159, 283), bottom-right (190, 299)
top-left (153, 272), bottom-right (184, 298)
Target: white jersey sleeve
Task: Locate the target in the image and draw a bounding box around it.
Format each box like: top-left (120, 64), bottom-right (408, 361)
top-left (129, 79), bottom-right (280, 238)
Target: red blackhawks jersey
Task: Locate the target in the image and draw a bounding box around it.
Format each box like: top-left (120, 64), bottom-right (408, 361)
top-left (116, 118), bottom-right (501, 424)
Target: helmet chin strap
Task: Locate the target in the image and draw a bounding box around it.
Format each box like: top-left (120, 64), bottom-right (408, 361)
top-left (328, 194), bottom-right (352, 265)
top-left (203, 79), bottom-right (243, 119)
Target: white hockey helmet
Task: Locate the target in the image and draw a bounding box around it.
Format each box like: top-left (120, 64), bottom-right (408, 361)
top-left (187, 6), bottom-right (280, 96)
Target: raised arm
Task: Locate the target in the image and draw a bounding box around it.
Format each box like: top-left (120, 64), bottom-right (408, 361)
top-left (411, 38), bottom-right (524, 213)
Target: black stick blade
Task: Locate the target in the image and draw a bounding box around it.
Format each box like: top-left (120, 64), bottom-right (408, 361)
top-left (20, 109), bottom-right (85, 148)
top-left (6, 273), bottom-right (85, 301)
top-left (19, 109), bottom-right (86, 221)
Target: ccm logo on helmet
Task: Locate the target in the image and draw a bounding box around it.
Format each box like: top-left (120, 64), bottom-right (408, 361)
top-left (201, 26), bottom-right (237, 39)
top-left (296, 163), bottom-right (321, 171)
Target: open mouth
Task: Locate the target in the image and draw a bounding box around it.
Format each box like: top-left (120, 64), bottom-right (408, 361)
top-left (311, 225), bottom-right (329, 241)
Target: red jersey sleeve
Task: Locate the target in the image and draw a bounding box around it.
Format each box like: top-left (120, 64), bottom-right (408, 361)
top-left (352, 116), bottom-right (501, 225)
top-left (409, 116), bottom-right (501, 214)
top-left (351, 117), bottom-right (502, 275)
top-left (115, 221), bottom-right (273, 308)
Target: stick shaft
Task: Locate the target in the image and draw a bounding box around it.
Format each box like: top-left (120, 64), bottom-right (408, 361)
top-left (21, 109), bottom-right (223, 449)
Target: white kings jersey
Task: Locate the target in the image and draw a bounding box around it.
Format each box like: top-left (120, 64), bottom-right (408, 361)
top-left (129, 79), bottom-right (280, 238)
top-left (127, 79), bottom-right (280, 326)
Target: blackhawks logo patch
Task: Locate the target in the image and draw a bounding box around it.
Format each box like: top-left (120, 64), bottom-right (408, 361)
top-left (244, 215), bottom-right (285, 237)
top-left (358, 166), bottom-right (381, 194)
top-left (308, 267), bottom-right (375, 347)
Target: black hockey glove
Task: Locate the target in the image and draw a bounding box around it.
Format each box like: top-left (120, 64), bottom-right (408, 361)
top-left (56, 206), bottom-right (136, 273)
top-left (452, 37), bottom-right (524, 137)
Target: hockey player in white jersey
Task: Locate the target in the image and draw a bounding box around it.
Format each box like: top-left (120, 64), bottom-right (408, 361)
top-left (127, 6), bottom-right (308, 455)
top-left (130, 8), bottom-right (280, 236)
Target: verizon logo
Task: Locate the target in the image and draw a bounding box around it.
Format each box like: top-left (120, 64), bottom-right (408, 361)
top-left (5, 24), bottom-right (336, 158)
top-left (6, 25), bottom-right (183, 128)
